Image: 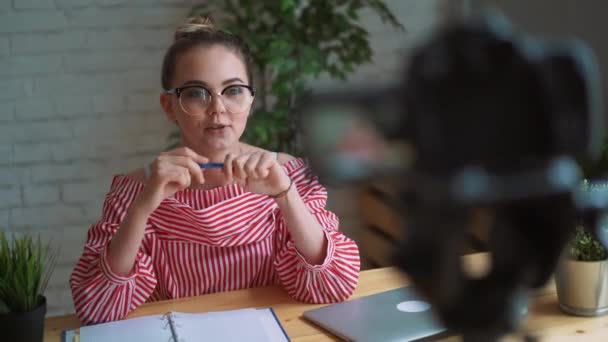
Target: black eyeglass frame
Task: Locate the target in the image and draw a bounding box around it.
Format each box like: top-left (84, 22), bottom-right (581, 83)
top-left (164, 84), bottom-right (256, 98)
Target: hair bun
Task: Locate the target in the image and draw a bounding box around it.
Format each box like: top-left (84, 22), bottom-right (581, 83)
top-left (174, 15), bottom-right (215, 41)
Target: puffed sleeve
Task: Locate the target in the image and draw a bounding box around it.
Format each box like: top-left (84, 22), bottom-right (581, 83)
top-left (273, 159), bottom-right (360, 303)
top-left (70, 176), bottom-right (157, 324)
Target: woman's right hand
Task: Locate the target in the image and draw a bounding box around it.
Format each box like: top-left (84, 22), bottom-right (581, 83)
top-left (135, 147), bottom-right (208, 214)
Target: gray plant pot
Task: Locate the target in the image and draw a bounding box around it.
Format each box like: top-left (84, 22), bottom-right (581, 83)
top-left (555, 258), bottom-right (608, 316)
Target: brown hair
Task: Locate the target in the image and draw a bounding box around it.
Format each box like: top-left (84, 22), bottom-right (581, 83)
top-left (161, 16), bottom-right (254, 90)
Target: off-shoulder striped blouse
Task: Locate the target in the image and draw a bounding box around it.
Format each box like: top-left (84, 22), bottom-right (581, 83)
top-left (70, 158), bottom-right (360, 324)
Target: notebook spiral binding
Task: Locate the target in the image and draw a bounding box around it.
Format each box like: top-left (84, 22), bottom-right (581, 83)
top-left (162, 312), bottom-right (185, 342)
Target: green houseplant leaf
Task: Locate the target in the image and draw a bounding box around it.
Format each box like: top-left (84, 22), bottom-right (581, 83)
top-left (0, 231), bottom-right (59, 312)
top-left (568, 226), bottom-right (608, 261)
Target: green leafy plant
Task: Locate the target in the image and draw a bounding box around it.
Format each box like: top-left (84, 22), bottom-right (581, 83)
top-left (0, 231), bottom-right (58, 313)
top-left (567, 180), bottom-right (608, 261)
top-left (167, 0), bottom-right (404, 152)
top-left (568, 226), bottom-right (608, 261)
top-left (564, 137), bottom-right (608, 261)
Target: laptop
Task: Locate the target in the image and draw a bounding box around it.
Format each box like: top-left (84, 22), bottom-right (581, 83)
top-left (303, 287), bottom-right (446, 341)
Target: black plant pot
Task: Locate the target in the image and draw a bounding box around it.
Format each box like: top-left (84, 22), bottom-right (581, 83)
top-left (0, 296), bottom-right (47, 342)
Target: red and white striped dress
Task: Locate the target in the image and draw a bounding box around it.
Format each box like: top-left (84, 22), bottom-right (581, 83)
top-left (70, 158), bottom-right (360, 325)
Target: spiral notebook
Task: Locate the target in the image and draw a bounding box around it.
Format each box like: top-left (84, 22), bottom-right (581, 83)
top-left (63, 308), bottom-right (289, 342)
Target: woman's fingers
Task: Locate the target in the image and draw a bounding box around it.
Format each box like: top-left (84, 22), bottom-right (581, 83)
top-left (227, 152), bottom-right (278, 188)
top-left (171, 167), bottom-right (191, 191)
top-left (157, 154), bottom-right (205, 184)
top-left (244, 152), bottom-right (263, 179)
top-left (152, 149), bottom-right (280, 192)
top-left (223, 153), bottom-right (235, 182)
top-left (158, 166), bottom-right (191, 192)
top-left (232, 154), bottom-right (250, 182)
top-left (255, 152), bottom-right (274, 179)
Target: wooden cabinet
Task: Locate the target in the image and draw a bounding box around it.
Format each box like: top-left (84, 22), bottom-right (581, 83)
top-left (357, 179), bottom-right (403, 269)
top-left (357, 179), bottom-right (487, 269)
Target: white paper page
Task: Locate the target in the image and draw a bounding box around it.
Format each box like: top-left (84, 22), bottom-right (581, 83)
top-left (256, 308), bottom-right (289, 342)
top-left (80, 315), bottom-right (171, 342)
top-left (172, 308), bottom-right (276, 341)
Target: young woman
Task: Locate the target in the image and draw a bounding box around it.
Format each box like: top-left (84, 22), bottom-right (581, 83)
top-left (70, 16), bottom-right (360, 324)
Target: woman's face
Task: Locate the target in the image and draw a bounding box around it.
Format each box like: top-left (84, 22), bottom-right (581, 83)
top-left (162, 45), bottom-right (253, 152)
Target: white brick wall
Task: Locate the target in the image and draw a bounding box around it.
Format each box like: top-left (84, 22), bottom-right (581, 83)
top-left (0, 78), bottom-right (33, 101)
top-left (1, 101), bottom-right (15, 121)
top-left (1, 0), bottom-right (449, 317)
top-left (0, 1), bottom-right (10, 13)
top-left (0, 37), bottom-right (9, 56)
top-left (0, 209), bottom-right (9, 228)
top-left (1, 0), bottom-right (186, 317)
top-left (16, 98), bottom-right (53, 120)
top-left (0, 165), bottom-right (29, 185)
top-left (23, 184), bottom-right (60, 206)
top-left (14, 142), bottom-right (52, 163)
top-left (11, 31), bottom-right (87, 54)
top-left (13, 0), bottom-right (57, 10)
top-left (0, 12), bottom-right (68, 33)
top-left (1, 54), bottom-right (63, 76)
top-left (0, 187), bottom-right (21, 209)
top-left (0, 145), bottom-right (12, 164)
top-left (55, 0), bottom-right (94, 8)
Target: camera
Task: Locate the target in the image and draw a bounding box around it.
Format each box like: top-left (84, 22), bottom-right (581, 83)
top-left (301, 12), bottom-right (606, 341)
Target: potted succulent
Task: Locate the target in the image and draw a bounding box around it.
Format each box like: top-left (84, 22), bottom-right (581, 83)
top-left (0, 231), bottom-right (58, 342)
top-left (555, 181), bottom-right (608, 316)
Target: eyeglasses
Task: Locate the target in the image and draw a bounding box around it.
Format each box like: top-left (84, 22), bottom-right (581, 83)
top-left (165, 84), bottom-right (255, 115)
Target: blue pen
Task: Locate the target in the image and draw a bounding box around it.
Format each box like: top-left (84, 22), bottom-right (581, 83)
top-left (198, 162), bottom-right (224, 169)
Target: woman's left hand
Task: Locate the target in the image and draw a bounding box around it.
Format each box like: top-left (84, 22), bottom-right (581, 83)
top-left (223, 152), bottom-right (291, 196)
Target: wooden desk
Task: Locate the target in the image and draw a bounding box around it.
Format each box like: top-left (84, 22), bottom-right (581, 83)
top-left (44, 254), bottom-right (608, 341)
